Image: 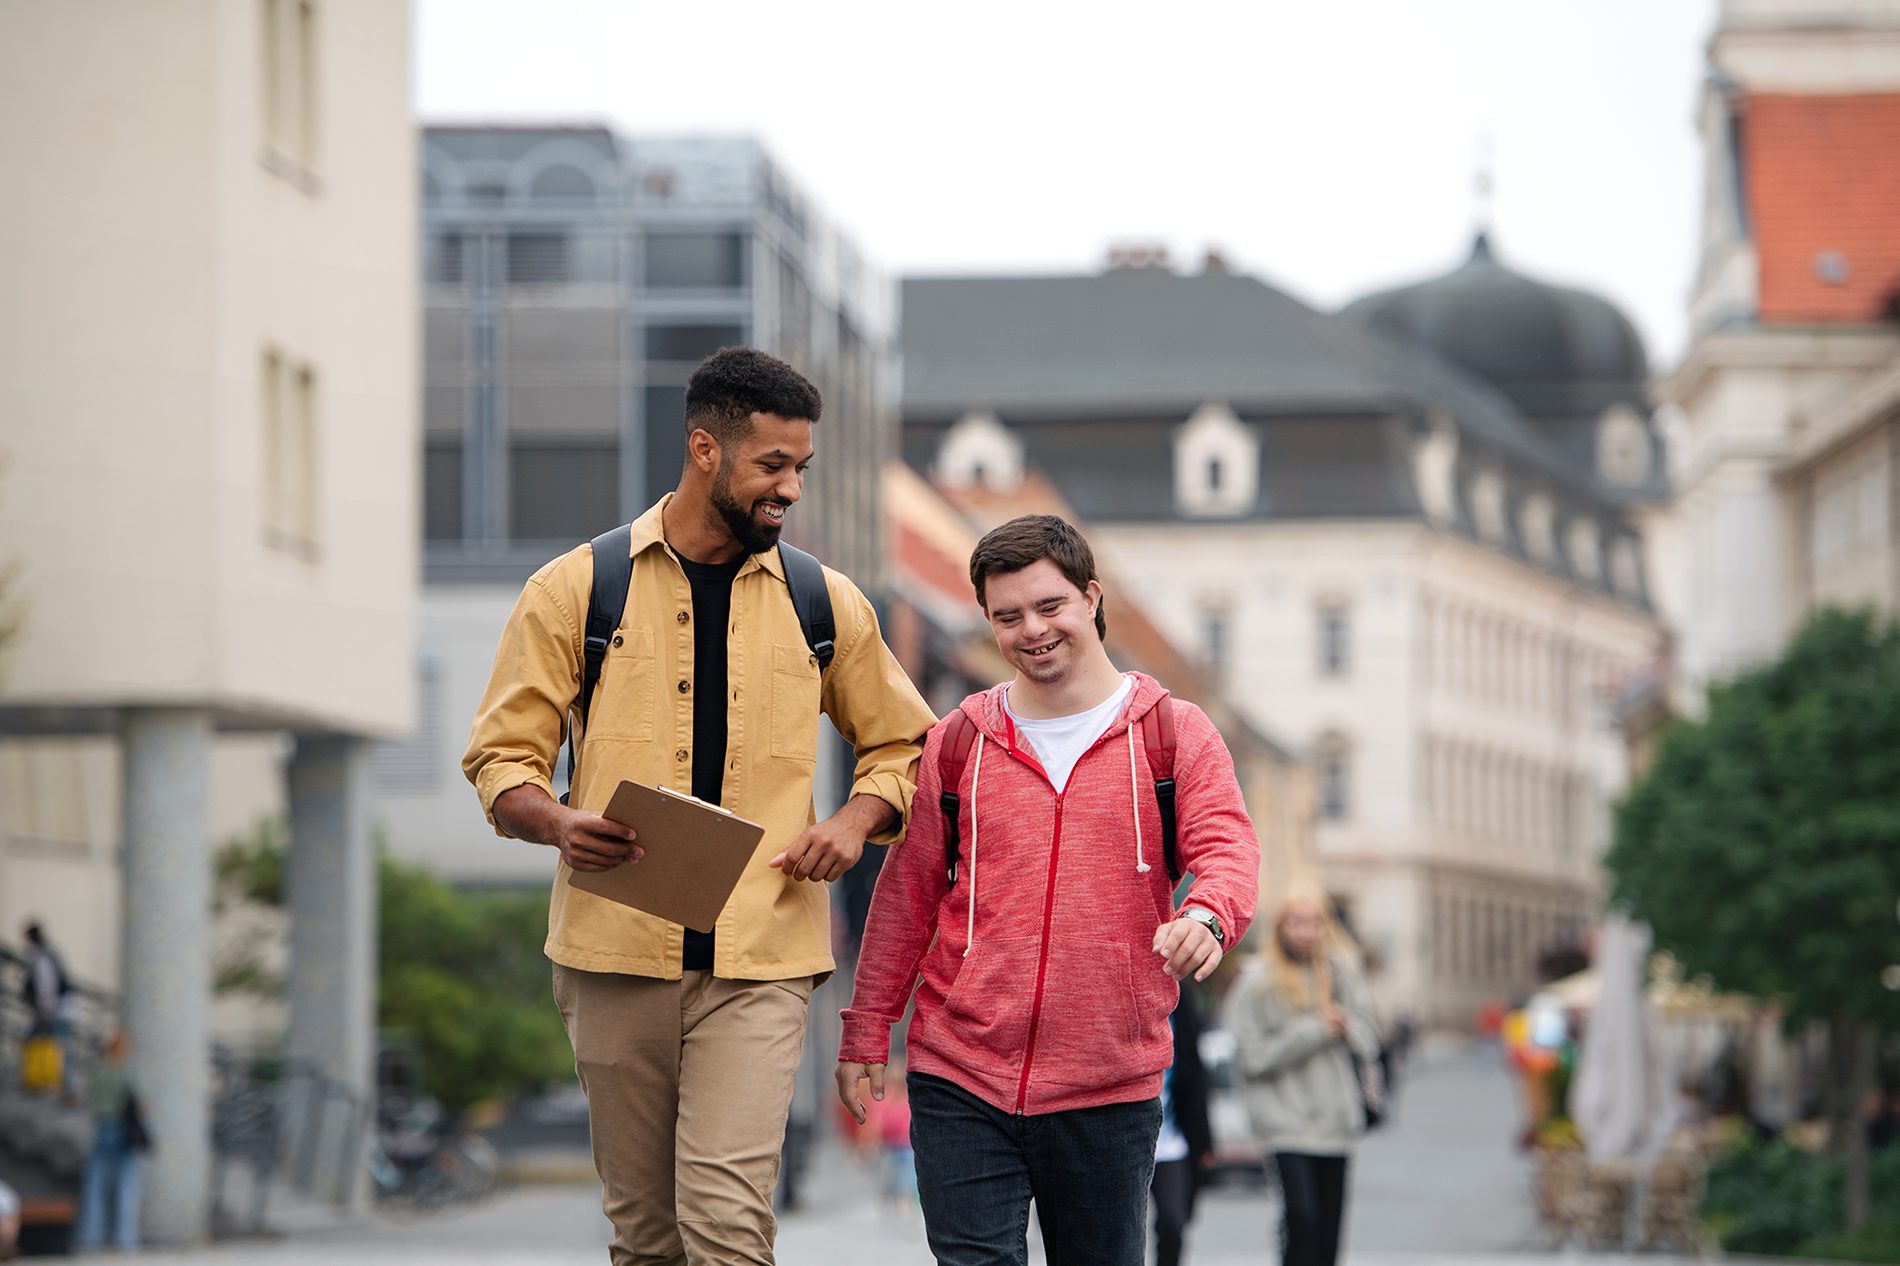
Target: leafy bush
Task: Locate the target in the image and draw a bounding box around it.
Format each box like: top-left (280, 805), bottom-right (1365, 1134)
top-left (1703, 1136), bottom-right (1900, 1259)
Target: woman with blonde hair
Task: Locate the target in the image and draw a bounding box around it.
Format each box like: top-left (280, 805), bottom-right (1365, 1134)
top-left (1224, 882), bottom-right (1382, 1266)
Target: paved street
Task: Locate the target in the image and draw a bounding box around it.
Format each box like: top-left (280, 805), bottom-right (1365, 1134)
top-left (103, 1044), bottom-right (1713, 1265)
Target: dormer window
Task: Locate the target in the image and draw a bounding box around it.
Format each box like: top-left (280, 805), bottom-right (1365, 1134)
top-left (1597, 405), bottom-right (1651, 487)
top-left (1174, 402), bottom-right (1257, 518)
top-left (937, 411), bottom-right (1023, 492)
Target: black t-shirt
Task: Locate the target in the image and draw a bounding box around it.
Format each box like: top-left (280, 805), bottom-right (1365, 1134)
top-left (675, 552), bottom-right (745, 971)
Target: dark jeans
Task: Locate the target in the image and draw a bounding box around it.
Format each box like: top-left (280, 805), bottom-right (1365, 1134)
top-left (1149, 1157), bottom-right (1197, 1266)
top-left (1273, 1152), bottom-right (1349, 1266)
top-left (909, 1072), bottom-right (1162, 1266)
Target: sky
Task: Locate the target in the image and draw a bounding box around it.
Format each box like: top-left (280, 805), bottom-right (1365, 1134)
top-left (416, 0), bottom-right (1719, 369)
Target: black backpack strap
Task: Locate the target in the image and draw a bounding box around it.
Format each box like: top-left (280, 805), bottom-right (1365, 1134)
top-left (937, 711), bottom-right (979, 887)
top-left (1140, 697), bottom-right (1181, 884)
top-left (564, 523), bottom-right (633, 802)
top-left (777, 542), bottom-right (836, 670)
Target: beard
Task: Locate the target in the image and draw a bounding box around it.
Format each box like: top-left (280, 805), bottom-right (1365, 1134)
top-left (711, 459), bottom-right (787, 555)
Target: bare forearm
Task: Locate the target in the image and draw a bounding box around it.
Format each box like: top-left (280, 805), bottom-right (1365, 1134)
top-left (838, 793), bottom-right (899, 839)
top-left (494, 783), bottom-right (564, 845)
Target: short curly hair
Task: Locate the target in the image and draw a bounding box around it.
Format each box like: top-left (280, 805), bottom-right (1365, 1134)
top-left (684, 346), bottom-right (822, 447)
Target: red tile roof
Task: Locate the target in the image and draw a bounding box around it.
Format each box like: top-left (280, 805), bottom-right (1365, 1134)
top-left (1746, 93), bottom-right (1900, 324)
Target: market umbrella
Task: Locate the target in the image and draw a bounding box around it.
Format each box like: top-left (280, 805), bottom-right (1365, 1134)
top-left (1570, 916), bottom-right (1678, 1161)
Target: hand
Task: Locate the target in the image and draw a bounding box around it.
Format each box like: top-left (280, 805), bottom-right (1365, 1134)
top-left (771, 796), bottom-right (892, 883)
top-left (1322, 1003), bottom-right (1347, 1040)
top-left (550, 808), bottom-right (642, 873)
top-left (1153, 916), bottom-right (1223, 982)
top-left (493, 784), bottom-right (641, 873)
top-left (835, 1060), bottom-right (887, 1125)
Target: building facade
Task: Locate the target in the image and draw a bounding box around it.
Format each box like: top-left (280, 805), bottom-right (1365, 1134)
top-left (378, 128), bottom-right (898, 883)
top-left (1660, 0), bottom-right (1900, 699)
top-left (0, 0), bottom-right (416, 1238)
top-left (903, 257), bottom-right (1665, 1026)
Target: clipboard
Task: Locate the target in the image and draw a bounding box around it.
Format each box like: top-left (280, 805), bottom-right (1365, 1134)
top-left (567, 781), bottom-right (766, 933)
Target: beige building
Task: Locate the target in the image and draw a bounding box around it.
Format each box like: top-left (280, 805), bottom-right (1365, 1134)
top-left (1660, 0), bottom-right (1900, 693)
top-left (0, 0), bottom-right (415, 1240)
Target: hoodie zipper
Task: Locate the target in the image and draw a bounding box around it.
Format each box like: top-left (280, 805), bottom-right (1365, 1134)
top-left (998, 684), bottom-right (1149, 1115)
top-left (1014, 789), bottom-right (1065, 1114)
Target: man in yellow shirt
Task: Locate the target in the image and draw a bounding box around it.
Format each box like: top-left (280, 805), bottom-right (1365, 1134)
top-left (464, 347), bottom-right (934, 1265)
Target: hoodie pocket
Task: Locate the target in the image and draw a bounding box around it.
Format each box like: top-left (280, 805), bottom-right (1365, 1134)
top-left (1028, 940), bottom-right (1142, 1087)
top-left (938, 936), bottom-right (1038, 1069)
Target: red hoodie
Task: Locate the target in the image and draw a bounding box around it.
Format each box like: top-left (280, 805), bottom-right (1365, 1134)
top-left (840, 672), bottom-right (1259, 1116)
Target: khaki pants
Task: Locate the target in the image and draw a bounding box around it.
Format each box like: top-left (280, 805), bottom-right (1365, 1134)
top-left (553, 965), bottom-right (815, 1266)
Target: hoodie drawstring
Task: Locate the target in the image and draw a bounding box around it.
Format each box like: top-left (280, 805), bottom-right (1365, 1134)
top-left (1127, 726), bottom-right (1152, 875)
top-left (964, 732), bottom-right (986, 955)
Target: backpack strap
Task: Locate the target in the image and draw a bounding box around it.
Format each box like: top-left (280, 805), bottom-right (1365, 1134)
top-left (564, 523), bottom-right (633, 803)
top-left (936, 711), bottom-right (980, 887)
top-left (777, 542), bottom-right (836, 670)
top-left (1140, 696), bottom-right (1181, 884)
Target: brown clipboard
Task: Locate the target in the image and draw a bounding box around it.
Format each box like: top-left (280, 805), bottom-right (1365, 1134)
top-left (566, 781), bottom-right (766, 933)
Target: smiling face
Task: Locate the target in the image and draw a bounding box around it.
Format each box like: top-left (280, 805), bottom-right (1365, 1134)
top-left (706, 412), bottom-right (812, 554)
top-left (981, 558), bottom-right (1104, 687)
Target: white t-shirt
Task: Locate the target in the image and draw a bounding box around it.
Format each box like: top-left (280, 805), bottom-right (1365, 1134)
top-left (1004, 674), bottom-right (1136, 794)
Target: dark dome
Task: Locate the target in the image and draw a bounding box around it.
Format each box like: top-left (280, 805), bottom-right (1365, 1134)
top-left (1342, 234), bottom-right (1649, 419)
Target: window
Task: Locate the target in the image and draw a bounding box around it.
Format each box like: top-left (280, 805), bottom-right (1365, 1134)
top-left (644, 324), bottom-right (745, 363)
top-left (262, 350), bottom-right (319, 557)
top-left (423, 440), bottom-right (463, 542)
top-left (643, 385), bottom-right (689, 506)
top-left (1207, 456), bottom-right (1224, 492)
top-left (507, 232), bottom-right (570, 285)
top-left (643, 232), bottom-right (746, 289)
top-left (429, 231), bottom-right (465, 285)
top-left (509, 441), bottom-right (619, 542)
top-left (1203, 608), bottom-right (1229, 685)
top-left (1317, 602), bottom-right (1350, 677)
top-left (1317, 735), bottom-right (1351, 821)
top-left (259, 0), bottom-right (319, 186)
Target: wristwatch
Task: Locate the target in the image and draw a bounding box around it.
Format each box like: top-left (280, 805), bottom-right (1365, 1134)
top-left (1179, 907), bottom-right (1224, 947)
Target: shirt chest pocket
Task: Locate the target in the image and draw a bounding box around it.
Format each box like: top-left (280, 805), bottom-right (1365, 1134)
top-left (589, 627), bottom-right (656, 742)
top-left (769, 643), bottom-right (821, 763)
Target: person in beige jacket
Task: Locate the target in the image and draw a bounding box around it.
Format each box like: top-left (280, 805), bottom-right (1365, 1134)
top-left (464, 347), bottom-right (934, 1266)
top-left (1224, 883), bottom-right (1382, 1266)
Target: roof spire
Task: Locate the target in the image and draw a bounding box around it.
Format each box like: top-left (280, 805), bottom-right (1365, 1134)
top-left (1471, 130), bottom-right (1495, 261)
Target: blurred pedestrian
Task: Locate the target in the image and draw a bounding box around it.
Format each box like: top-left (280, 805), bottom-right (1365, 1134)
top-left (838, 515), bottom-right (1259, 1266)
top-left (1152, 985), bottom-right (1215, 1266)
top-left (1225, 883), bottom-right (1381, 1266)
top-left (19, 922), bottom-right (72, 1095)
top-left (74, 1029), bottom-right (149, 1254)
top-left (463, 346), bottom-right (933, 1265)
top-left (0, 1176), bottom-right (19, 1260)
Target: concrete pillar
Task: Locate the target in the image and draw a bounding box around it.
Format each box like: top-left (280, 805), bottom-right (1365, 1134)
top-left (285, 734), bottom-right (376, 1212)
top-left (120, 707), bottom-right (213, 1247)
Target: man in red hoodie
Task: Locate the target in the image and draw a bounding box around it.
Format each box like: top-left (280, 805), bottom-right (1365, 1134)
top-left (837, 514), bottom-right (1259, 1265)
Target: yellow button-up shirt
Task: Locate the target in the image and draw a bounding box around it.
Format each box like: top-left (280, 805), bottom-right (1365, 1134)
top-left (464, 496), bottom-right (935, 981)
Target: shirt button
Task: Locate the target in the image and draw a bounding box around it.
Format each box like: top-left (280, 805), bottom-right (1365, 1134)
top-left (675, 748), bottom-right (689, 762)
top-left (678, 680), bottom-right (690, 694)
top-left (611, 634), bottom-right (623, 647)
top-left (676, 611), bottom-right (690, 624)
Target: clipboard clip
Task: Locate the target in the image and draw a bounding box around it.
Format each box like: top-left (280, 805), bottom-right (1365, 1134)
top-left (657, 786), bottom-right (736, 816)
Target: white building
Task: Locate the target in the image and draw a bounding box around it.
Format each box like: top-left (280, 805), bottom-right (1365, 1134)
top-left (1660, 0), bottom-right (1900, 691)
top-left (0, 0), bottom-right (416, 1239)
top-left (903, 254), bottom-right (1666, 1027)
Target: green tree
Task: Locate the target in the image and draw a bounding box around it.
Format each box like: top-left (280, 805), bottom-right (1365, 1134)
top-left (213, 827), bottom-right (572, 1112)
top-left (1606, 606), bottom-right (1900, 1231)
top-left (376, 855), bottom-right (573, 1112)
